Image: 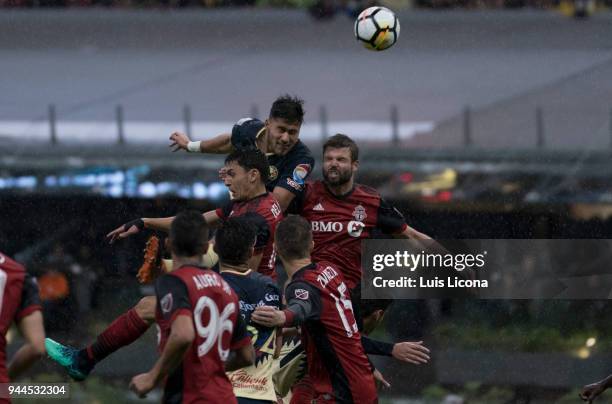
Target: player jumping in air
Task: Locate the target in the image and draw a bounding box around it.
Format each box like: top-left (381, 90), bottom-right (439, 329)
top-left (129, 211), bottom-right (254, 403)
top-left (169, 95), bottom-right (314, 212)
top-left (252, 216), bottom-right (378, 404)
top-left (0, 252), bottom-right (45, 401)
top-left (46, 149), bottom-right (281, 381)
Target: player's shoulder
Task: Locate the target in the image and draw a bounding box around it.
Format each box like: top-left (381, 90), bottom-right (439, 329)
top-left (354, 183), bottom-right (381, 197)
top-left (231, 117), bottom-right (265, 150)
top-left (0, 252), bottom-right (26, 274)
top-left (288, 140), bottom-right (314, 162)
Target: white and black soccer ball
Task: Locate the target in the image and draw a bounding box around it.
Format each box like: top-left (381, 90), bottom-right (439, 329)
top-left (354, 6), bottom-right (400, 51)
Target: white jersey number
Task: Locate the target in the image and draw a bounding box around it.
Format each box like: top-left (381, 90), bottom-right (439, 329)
top-left (194, 296), bottom-right (236, 360)
top-left (330, 282), bottom-right (358, 338)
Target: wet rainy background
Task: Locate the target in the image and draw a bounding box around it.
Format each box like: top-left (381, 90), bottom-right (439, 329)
top-left (2, 3), bottom-right (612, 403)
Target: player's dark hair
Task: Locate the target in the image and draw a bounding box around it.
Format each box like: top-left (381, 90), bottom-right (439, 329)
top-left (323, 133), bottom-right (359, 162)
top-left (170, 210), bottom-right (209, 257)
top-left (275, 215), bottom-right (312, 261)
top-left (269, 94), bottom-right (305, 125)
top-left (214, 217), bottom-right (257, 266)
top-left (225, 148), bottom-right (270, 183)
top-left (360, 299), bottom-right (393, 318)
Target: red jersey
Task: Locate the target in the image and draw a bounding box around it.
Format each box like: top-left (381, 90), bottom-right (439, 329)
top-left (216, 192), bottom-right (283, 279)
top-left (0, 253), bottom-right (41, 385)
top-left (155, 266), bottom-right (251, 404)
top-left (295, 181), bottom-right (408, 289)
top-left (284, 262), bottom-right (377, 404)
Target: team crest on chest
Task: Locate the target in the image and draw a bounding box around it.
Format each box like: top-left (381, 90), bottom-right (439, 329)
top-left (353, 205), bottom-right (367, 221)
top-left (269, 166), bottom-right (279, 181)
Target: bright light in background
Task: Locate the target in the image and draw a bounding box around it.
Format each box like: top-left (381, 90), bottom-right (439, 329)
top-left (586, 337), bottom-right (597, 348)
top-left (577, 347), bottom-right (590, 359)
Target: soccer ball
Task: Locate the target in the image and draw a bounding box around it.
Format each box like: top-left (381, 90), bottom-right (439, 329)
top-left (354, 6), bottom-right (400, 51)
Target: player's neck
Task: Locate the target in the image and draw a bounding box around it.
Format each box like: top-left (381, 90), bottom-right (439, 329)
top-left (283, 258), bottom-right (312, 279)
top-left (219, 263), bottom-right (250, 274)
top-left (244, 184), bottom-right (268, 200)
top-left (325, 179), bottom-right (355, 197)
top-left (172, 255), bottom-right (202, 269)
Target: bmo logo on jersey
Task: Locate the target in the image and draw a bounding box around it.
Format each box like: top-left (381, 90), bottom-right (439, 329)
top-left (312, 221), bottom-right (343, 233)
top-left (311, 221), bottom-right (365, 238)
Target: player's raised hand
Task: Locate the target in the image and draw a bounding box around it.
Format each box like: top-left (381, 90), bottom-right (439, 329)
top-left (129, 372), bottom-right (156, 398)
top-left (580, 382), bottom-right (606, 403)
top-left (169, 131), bottom-right (191, 152)
top-left (252, 306), bottom-right (286, 328)
top-left (106, 219), bottom-right (145, 244)
top-left (391, 341), bottom-right (430, 365)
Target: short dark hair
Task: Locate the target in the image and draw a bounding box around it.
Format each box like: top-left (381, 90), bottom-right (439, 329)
top-left (360, 299), bottom-right (393, 318)
top-left (275, 215), bottom-right (312, 261)
top-left (170, 210), bottom-right (209, 257)
top-left (269, 94), bottom-right (305, 125)
top-left (323, 133), bottom-right (359, 162)
top-left (225, 148), bottom-right (270, 183)
top-left (214, 217), bottom-right (257, 266)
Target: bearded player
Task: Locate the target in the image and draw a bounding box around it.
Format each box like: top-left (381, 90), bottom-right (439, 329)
top-left (169, 95), bottom-right (314, 212)
top-left (46, 149), bottom-right (282, 381)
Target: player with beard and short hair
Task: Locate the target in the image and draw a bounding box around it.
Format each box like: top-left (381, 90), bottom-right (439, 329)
top-left (274, 134), bottom-right (431, 403)
top-left (169, 95), bottom-right (315, 212)
top-left (253, 216), bottom-right (378, 404)
top-left (46, 149), bottom-right (283, 383)
top-left (128, 211), bottom-right (254, 403)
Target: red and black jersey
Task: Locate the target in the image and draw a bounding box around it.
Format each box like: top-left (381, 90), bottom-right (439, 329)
top-left (216, 192), bottom-right (283, 279)
top-left (0, 252), bottom-right (41, 384)
top-left (155, 266), bottom-right (251, 404)
top-left (283, 262), bottom-right (377, 404)
top-left (293, 180), bottom-right (407, 289)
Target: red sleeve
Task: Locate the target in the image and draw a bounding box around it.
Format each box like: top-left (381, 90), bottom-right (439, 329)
top-left (376, 197), bottom-right (408, 235)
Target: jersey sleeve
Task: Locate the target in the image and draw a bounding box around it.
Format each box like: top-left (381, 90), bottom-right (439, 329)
top-left (215, 200), bottom-right (235, 221)
top-left (155, 274), bottom-right (192, 323)
top-left (230, 308), bottom-right (252, 350)
top-left (286, 182), bottom-right (310, 215)
top-left (230, 118), bottom-right (265, 151)
top-left (15, 273), bottom-right (42, 321)
top-left (283, 281), bottom-right (321, 326)
top-left (275, 152), bottom-right (315, 197)
top-left (376, 197), bottom-right (408, 235)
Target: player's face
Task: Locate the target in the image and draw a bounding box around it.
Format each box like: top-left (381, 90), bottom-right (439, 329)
top-left (322, 147), bottom-right (357, 186)
top-left (223, 161), bottom-right (256, 201)
top-left (265, 118), bottom-right (300, 156)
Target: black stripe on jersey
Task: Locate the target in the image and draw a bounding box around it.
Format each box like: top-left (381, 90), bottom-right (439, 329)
top-left (162, 363), bottom-right (184, 404)
top-left (305, 321), bottom-right (354, 404)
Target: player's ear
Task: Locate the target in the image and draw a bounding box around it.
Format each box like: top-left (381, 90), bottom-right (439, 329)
top-left (309, 239), bottom-right (315, 253)
top-left (352, 158), bottom-right (359, 171)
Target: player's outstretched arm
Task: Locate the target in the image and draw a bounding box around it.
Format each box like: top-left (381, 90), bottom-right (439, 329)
top-left (169, 131), bottom-right (233, 154)
top-left (581, 374), bottom-right (612, 403)
top-left (130, 314), bottom-right (194, 398)
top-left (106, 217), bottom-right (177, 243)
top-left (8, 311), bottom-right (45, 380)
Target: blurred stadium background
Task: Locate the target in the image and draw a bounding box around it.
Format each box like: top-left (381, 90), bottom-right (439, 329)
top-left (2, 2), bottom-right (612, 403)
